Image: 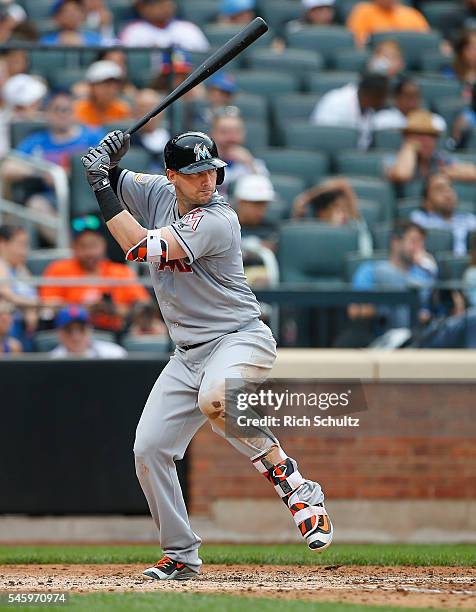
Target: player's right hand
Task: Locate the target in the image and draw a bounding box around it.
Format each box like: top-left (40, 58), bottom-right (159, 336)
top-left (99, 130), bottom-right (130, 168)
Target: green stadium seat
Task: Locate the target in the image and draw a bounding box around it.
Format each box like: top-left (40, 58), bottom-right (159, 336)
top-left (358, 199), bottom-right (387, 226)
top-left (278, 221), bottom-right (360, 281)
top-left (334, 48), bottom-right (370, 72)
top-left (432, 96), bottom-right (465, 128)
top-left (418, 76), bottom-right (462, 108)
top-left (244, 119), bottom-right (270, 149)
top-left (437, 252), bottom-right (471, 281)
top-left (420, 50), bottom-right (453, 73)
top-left (369, 31), bottom-right (442, 70)
top-left (396, 198), bottom-right (420, 219)
top-left (179, 0), bottom-right (220, 26)
top-left (204, 24), bottom-right (272, 49)
top-left (48, 68), bottom-right (87, 91)
top-left (232, 70), bottom-right (299, 97)
top-left (271, 93), bottom-right (319, 143)
top-left (258, 0), bottom-right (302, 37)
top-left (335, 0), bottom-right (361, 22)
top-left (347, 176), bottom-right (395, 221)
top-left (306, 71), bottom-right (358, 96)
top-left (30, 50), bottom-right (78, 80)
top-left (269, 174), bottom-right (306, 211)
top-left (256, 148), bottom-right (329, 187)
top-left (248, 48), bottom-right (323, 83)
top-left (452, 181), bottom-right (476, 202)
top-left (345, 250), bottom-right (388, 282)
top-left (283, 122), bottom-right (359, 154)
top-left (285, 26), bottom-right (355, 68)
top-left (335, 150), bottom-right (389, 178)
top-left (235, 93), bottom-right (268, 120)
top-left (10, 121), bottom-right (47, 148)
top-left (21, 0), bottom-right (51, 19)
top-left (126, 50), bottom-right (152, 82)
top-left (420, 1), bottom-right (455, 29)
top-left (27, 250), bottom-right (71, 275)
top-left (121, 334), bottom-right (171, 354)
top-left (373, 129), bottom-right (402, 149)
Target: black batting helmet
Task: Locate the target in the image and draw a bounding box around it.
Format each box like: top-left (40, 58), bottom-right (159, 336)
top-left (164, 132), bottom-right (227, 185)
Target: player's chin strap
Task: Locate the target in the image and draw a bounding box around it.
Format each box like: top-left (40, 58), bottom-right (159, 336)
top-left (126, 229), bottom-right (169, 263)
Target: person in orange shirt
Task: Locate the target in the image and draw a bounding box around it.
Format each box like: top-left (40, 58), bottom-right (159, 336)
top-left (41, 215), bottom-right (150, 330)
top-left (347, 0), bottom-right (429, 48)
top-left (73, 60), bottom-right (132, 128)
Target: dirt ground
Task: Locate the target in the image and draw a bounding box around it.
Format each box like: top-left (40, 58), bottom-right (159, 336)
top-left (1, 564), bottom-right (476, 608)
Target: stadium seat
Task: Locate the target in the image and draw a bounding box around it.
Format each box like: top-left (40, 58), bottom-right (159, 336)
top-left (345, 250), bottom-right (388, 282)
top-left (418, 76), bottom-right (462, 108)
top-left (271, 93), bottom-right (319, 143)
top-left (347, 177), bottom-right (395, 221)
top-left (204, 24), bottom-right (272, 49)
top-left (335, 0), bottom-right (361, 22)
top-left (335, 150), bottom-right (389, 178)
top-left (285, 26), bottom-right (355, 68)
top-left (269, 174), bottom-right (306, 212)
top-left (334, 48), bottom-right (370, 72)
top-left (126, 50), bottom-right (152, 84)
top-left (396, 198), bottom-right (420, 219)
top-left (369, 31), bottom-right (442, 70)
top-left (256, 148), bottom-right (329, 188)
top-left (461, 128), bottom-right (476, 152)
top-left (10, 121), bottom-right (47, 148)
top-left (420, 1), bottom-right (454, 29)
top-left (121, 334), bottom-right (171, 354)
top-left (283, 122), bottom-right (359, 154)
top-left (234, 93), bottom-right (268, 120)
top-left (48, 68), bottom-right (87, 91)
top-left (231, 70), bottom-right (299, 98)
top-left (242, 119), bottom-right (269, 149)
top-left (432, 96), bottom-right (465, 128)
top-left (306, 71), bottom-right (358, 96)
top-left (452, 181), bottom-right (476, 202)
top-left (21, 0), bottom-right (51, 19)
top-left (30, 50), bottom-right (77, 79)
top-left (373, 129), bottom-right (402, 150)
top-left (179, 0), bottom-right (220, 26)
top-left (358, 199), bottom-right (387, 226)
top-left (372, 223), bottom-right (453, 253)
top-left (258, 0), bottom-right (302, 37)
top-left (420, 50), bottom-right (453, 73)
top-left (248, 48), bottom-right (323, 83)
top-left (437, 252), bottom-right (471, 281)
top-left (278, 221), bottom-right (360, 281)
top-left (27, 250), bottom-right (72, 275)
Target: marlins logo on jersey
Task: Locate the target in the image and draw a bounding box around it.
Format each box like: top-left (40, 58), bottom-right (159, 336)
top-left (194, 143), bottom-right (212, 161)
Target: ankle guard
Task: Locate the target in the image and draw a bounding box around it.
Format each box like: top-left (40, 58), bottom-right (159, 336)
top-left (251, 446), bottom-right (305, 501)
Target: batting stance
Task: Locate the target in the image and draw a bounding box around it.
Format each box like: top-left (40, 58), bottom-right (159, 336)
top-left (81, 130), bottom-right (333, 580)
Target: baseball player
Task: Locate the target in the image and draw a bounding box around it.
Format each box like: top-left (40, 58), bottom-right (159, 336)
top-left (81, 130), bottom-right (333, 580)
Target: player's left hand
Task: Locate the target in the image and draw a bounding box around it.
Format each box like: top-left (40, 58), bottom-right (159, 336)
top-left (99, 130), bottom-right (130, 168)
top-left (81, 146), bottom-right (111, 192)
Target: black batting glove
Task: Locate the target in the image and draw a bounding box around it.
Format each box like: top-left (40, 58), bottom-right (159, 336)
top-left (99, 130), bottom-right (130, 168)
top-left (81, 147), bottom-right (111, 192)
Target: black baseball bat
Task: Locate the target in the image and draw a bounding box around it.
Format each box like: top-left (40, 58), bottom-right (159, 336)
top-left (125, 17), bottom-right (268, 136)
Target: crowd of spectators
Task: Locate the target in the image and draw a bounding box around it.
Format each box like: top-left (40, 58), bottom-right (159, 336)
top-left (0, 0), bottom-right (476, 353)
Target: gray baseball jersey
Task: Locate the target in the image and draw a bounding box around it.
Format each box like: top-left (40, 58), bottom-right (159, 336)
top-left (116, 169), bottom-right (261, 346)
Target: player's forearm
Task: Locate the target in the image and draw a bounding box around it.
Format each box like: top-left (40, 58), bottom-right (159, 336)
top-left (106, 210), bottom-right (147, 253)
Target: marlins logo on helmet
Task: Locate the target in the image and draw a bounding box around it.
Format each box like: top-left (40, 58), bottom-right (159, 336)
top-left (194, 143), bottom-right (212, 161)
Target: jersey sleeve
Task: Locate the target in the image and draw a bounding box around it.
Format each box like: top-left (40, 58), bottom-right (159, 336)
top-left (168, 207), bottom-right (234, 264)
top-left (116, 169), bottom-right (168, 225)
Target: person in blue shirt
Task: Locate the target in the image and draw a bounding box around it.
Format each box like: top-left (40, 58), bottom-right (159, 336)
top-left (1, 90), bottom-right (104, 245)
top-left (41, 0), bottom-right (104, 46)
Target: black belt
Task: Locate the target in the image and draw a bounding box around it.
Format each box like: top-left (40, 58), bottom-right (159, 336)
top-left (181, 329), bottom-right (238, 351)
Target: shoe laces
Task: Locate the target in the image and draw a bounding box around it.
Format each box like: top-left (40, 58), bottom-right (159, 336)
top-left (154, 556), bottom-right (174, 568)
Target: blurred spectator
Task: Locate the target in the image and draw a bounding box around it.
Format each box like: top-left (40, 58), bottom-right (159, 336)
top-left (0, 1), bottom-right (28, 44)
top-left (234, 174), bottom-right (277, 245)
top-left (1, 90), bottom-right (103, 245)
top-left (120, 0), bottom-right (209, 52)
top-left (211, 107), bottom-right (268, 194)
top-left (410, 173), bottom-right (476, 256)
top-left (41, 0), bottom-right (104, 46)
top-left (441, 0), bottom-right (476, 47)
top-left (130, 88), bottom-right (170, 171)
top-left (347, 0), bottom-right (429, 48)
top-left (287, 0), bottom-right (336, 33)
top-left (293, 177), bottom-right (360, 224)
top-left (128, 302), bottom-right (168, 336)
top-left (0, 48), bottom-right (30, 88)
top-left (0, 299), bottom-right (22, 354)
top-left (0, 225), bottom-right (38, 349)
top-left (218, 0), bottom-right (256, 25)
top-left (463, 236), bottom-right (476, 306)
top-left (335, 221), bottom-right (437, 346)
top-left (451, 82), bottom-right (476, 148)
top-left (151, 49), bottom-right (203, 99)
top-left (385, 110), bottom-right (476, 195)
top-left (50, 306), bottom-right (126, 358)
top-left (206, 72), bottom-right (237, 109)
top-left (72, 48), bottom-right (137, 99)
top-left (41, 215), bottom-right (150, 332)
top-left (445, 30), bottom-right (476, 101)
top-left (82, 0), bottom-right (114, 41)
top-left (74, 60), bottom-right (132, 128)
top-left (374, 76), bottom-right (446, 132)
top-left (311, 72), bottom-right (389, 150)
top-left (367, 39), bottom-right (405, 77)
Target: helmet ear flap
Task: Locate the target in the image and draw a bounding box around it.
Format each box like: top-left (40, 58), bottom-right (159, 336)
top-left (216, 167), bottom-right (225, 185)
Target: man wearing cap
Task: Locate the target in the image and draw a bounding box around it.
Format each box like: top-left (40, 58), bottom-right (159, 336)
top-left (385, 109), bottom-right (476, 196)
top-left (218, 0), bottom-right (256, 25)
top-left (234, 173), bottom-right (277, 245)
top-left (120, 0), bottom-right (209, 52)
top-left (74, 60), bottom-right (132, 128)
top-left (41, 0), bottom-right (104, 46)
top-left (206, 73), bottom-right (237, 110)
top-left (50, 306), bottom-right (126, 358)
top-left (287, 0), bottom-right (336, 33)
